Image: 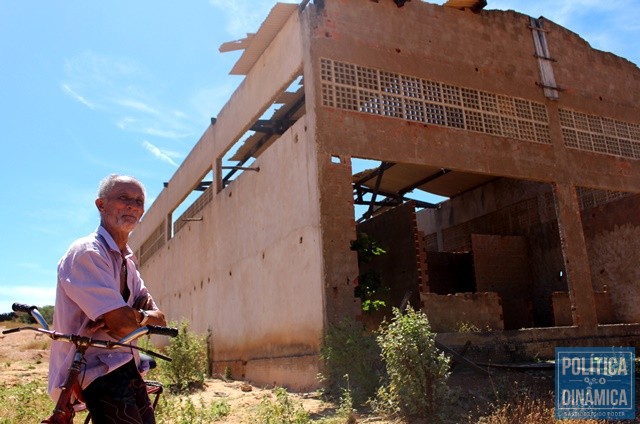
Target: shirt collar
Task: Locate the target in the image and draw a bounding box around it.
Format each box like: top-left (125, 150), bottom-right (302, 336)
top-left (97, 226), bottom-right (133, 259)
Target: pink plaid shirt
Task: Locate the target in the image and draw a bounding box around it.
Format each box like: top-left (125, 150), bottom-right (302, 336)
top-left (48, 226), bottom-right (157, 402)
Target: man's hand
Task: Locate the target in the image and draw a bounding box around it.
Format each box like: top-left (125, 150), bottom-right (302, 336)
top-left (87, 317), bottom-right (107, 333)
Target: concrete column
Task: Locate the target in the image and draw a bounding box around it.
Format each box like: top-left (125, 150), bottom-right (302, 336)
top-left (553, 182), bottom-right (598, 328)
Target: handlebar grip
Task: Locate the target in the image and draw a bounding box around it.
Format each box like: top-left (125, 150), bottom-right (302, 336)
top-left (146, 325), bottom-right (179, 337)
top-left (2, 328), bottom-right (21, 334)
top-left (12, 303), bottom-right (36, 313)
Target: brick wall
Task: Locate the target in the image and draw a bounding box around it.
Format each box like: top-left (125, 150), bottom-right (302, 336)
top-left (472, 234), bottom-right (534, 330)
top-left (356, 202), bottom-right (423, 324)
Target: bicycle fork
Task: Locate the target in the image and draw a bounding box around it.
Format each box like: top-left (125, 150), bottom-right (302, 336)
top-left (42, 347), bottom-right (87, 424)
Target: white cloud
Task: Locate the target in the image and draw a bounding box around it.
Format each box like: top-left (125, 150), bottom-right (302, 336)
top-left (113, 98), bottom-right (160, 115)
top-left (0, 284), bottom-right (56, 311)
top-left (142, 127), bottom-right (191, 139)
top-left (116, 116), bottom-right (137, 130)
top-left (142, 140), bottom-right (182, 167)
top-left (61, 84), bottom-right (96, 109)
top-left (63, 50), bottom-right (200, 141)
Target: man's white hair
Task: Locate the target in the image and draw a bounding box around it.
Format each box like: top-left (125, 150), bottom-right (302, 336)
top-left (97, 174), bottom-right (146, 199)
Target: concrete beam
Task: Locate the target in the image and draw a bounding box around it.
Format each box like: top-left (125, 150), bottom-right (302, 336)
top-left (131, 10), bottom-right (303, 249)
top-left (553, 182), bottom-right (598, 328)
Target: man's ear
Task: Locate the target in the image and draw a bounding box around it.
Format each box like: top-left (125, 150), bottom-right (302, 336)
top-left (95, 198), bottom-right (104, 212)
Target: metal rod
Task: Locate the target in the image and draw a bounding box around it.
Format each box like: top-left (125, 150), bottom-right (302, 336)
top-left (221, 166), bottom-right (260, 172)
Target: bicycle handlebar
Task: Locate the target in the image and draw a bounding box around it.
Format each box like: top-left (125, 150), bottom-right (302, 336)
top-left (12, 302), bottom-right (36, 313)
top-left (4, 303), bottom-right (179, 362)
top-left (12, 302), bottom-right (50, 330)
top-left (146, 325), bottom-right (179, 337)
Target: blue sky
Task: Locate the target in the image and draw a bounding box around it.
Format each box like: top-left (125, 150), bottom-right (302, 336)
top-left (1, 0), bottom-right (639, 313)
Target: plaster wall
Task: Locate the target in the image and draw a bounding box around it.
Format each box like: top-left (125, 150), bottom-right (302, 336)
top-left (137, 119), bottom-right (325, 390)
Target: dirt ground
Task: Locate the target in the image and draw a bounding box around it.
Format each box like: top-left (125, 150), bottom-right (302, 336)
top-left (0, 324), bottom-right (556, 423)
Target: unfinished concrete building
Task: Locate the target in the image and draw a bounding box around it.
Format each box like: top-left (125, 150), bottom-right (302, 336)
top-left (129, 0), bottom-right (640, 389)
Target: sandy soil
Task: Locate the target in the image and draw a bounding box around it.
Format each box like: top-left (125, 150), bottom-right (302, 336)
top-left (0, 324), bottom-right (556, 423)
top-left (0, 324), bottom-right (392, 423)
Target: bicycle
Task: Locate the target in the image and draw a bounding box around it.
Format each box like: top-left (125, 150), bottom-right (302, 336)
top-left (2, 302), bottom-right (178, 424)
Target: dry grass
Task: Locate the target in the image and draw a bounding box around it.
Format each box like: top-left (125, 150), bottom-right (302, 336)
top-left (476, 395), bottom-right (610, 424)
top-left (0, 324), bottom-right (635, 423)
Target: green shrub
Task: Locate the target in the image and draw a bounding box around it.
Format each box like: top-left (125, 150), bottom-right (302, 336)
top-left (13, 305), bottom-right (53, 326)
top-left (319, 317), bottom-right (382, 406)
top-left (38, 305), bottom-right (54, 325)
top-left (256, 387), bottom-right (310, 424)
top-left (375, 306), bottom-right (450, 419)
top-left (157, 319), bottom-right (209, 393)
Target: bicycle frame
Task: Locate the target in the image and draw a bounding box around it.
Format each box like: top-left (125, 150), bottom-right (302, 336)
top-left (2, 303), bottom-right (177, 424)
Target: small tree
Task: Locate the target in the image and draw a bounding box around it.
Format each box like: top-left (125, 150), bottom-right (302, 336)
top-left (375, 306), bottom-right (450, 419)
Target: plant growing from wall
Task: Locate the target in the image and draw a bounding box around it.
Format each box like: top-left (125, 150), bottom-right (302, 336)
top-left (350, 232), bottom-right (388, 312)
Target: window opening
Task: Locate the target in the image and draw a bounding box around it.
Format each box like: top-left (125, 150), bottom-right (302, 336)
top-left (219, 75), bottom-right (305, 189)
top-left (351, 157), bottom-right (447, 223)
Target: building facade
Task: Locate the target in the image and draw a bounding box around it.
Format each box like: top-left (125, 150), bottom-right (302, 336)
top-left (130, 0), bottom-right (640, 389)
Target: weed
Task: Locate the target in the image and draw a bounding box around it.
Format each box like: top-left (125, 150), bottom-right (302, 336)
top-left (456, 321), bottom-right (481, 333)
top-left (257, 387), bottom-right (310, 423)
top-left (155, 394), bottom-right (230, 424)
top-left (0, 380), bottom-right (53, 422)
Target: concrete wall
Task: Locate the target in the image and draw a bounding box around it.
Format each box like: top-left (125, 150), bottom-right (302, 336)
top-left (129, 9), bottom-right (329, 389)
top-left (437, 324), bottom-right (640, 363)
top-left (138, 120), bottom-right (325, 390)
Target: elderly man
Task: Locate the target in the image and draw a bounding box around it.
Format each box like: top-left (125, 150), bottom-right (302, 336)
top-left (49, 174), bottom-right (166, 424)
